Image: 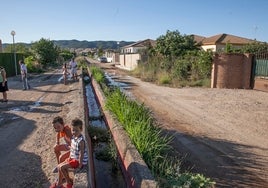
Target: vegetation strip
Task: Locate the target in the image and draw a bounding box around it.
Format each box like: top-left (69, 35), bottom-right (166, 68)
top-left (89, 65), bottom-right (215, 188)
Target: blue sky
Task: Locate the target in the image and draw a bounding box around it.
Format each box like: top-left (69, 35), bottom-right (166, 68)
top-left (1, 0), bottom-right (268, 44)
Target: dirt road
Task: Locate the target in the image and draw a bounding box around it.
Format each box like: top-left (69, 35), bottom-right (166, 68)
top-left (0, 61), bottom-right (267, 188)
top-left (0, 70), bottom-right (83, 188)
top-left (97, 61), bottom-right (268, 188)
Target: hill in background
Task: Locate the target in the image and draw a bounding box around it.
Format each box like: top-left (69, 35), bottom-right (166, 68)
top-left (3, 40), bottom-right (135, 50)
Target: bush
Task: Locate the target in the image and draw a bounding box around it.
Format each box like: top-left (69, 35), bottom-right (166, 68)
top-left (158, 72), bottom-right (171, 85)
top-left (24, 56), bottom-right (43, 73)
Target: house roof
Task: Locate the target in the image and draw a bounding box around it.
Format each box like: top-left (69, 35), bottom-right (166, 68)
top-left (123, 39), bottom-right (156, 48)
top-left (202, 33), bottom-right (256, 45)
top-left (191, 34), bottom-right (206, 44)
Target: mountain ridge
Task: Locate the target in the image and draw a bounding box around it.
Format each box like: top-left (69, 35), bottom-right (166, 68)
top-left (3, 39), bottom-right (135, 50)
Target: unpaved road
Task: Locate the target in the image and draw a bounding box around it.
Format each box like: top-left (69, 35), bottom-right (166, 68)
top-left (0, 61), bottom-right (268, 188)
top-left (97, 61), bottom-right (268, 188)
top-left (0, 70), bottom-right (83, 188)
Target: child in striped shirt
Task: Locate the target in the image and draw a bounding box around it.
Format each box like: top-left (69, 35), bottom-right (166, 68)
top-left (50, 118), bottom-right (88, 188)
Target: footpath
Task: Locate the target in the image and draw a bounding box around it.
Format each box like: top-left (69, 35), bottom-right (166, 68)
top-left (0, 68), bottom-right (158, 188)
top-left (0, 70), bottom-right (86, 187)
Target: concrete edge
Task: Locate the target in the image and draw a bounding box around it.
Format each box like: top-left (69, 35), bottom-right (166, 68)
top-left (90, 78), bottom-right (158, 188)
top-left (73, 74), bottom-right (95, 188)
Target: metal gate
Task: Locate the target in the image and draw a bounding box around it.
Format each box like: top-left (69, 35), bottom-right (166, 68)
top-left (251, 52), bottom-right (268, 91)
top-left (254, 52), bottom-right (268, 77)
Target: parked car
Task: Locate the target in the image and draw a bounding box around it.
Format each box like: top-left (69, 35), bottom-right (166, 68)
top-left (99, 57), bottom-right (107, 63)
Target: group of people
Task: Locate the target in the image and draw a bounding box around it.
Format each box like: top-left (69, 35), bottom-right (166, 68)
top-left (0, 60), bottom-right (30, 103)
top-left (51, 116), bottom-right (88, 188)
top-left (62, 58), bottom-right (78, 85)
top-left (0, 57), bottom-right (79, 102)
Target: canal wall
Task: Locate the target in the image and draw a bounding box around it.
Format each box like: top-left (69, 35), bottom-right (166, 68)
top-left (90, 73), bottom-right (158, 188)
top-left (73, 73), bottom-right (95, 188)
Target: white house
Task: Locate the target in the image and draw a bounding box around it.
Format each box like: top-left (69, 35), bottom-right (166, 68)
top-left (118, 39), bottom-right (156, 70)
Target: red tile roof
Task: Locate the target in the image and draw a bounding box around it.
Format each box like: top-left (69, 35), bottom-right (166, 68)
top-left (202, 33), bottom-right (256, 45)
top-left (191, 35), bottom-right (206, 44)
top-left (123, 39), bottom-right (156, 48)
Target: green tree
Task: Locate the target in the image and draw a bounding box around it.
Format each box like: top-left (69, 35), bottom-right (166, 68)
top-left (155, 30), bottom-right (198, 59)
top-left (97, 48), bottom-right (104, 57)
top-left (3, 43), bottom-right (32, 57)
top-left (242, 41), bottom-right (268, 53)
top-left (31, 38), bottom-right (59, 66)
top-left (59, 49), bottom-right (74, 61)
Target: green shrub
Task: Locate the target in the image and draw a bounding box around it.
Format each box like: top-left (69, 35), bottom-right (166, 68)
top-left (158, 72), bottom-right (172, 85)
top-left (90, 66), bottom-right (215, 187)
top-left (105, 88), bottom-right (215, 187)
top-left (89, 66), bottom-right (105, 83)
top-left (24, 56), bottom-right (43, 73)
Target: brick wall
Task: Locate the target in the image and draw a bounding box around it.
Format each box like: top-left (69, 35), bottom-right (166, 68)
top-left (211, 53), bottom-right (253, 89)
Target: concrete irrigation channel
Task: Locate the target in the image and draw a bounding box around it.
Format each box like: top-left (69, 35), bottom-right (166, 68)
top-left (80, 68), bottom-right (157, 188)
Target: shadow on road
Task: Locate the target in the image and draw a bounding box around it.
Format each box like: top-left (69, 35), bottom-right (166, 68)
top-left (0, 113), bottom-right (50, 187)
top-left (164, 129), bottom-right (267, 188)
top-left (0, 99), bottom-right (64, 114)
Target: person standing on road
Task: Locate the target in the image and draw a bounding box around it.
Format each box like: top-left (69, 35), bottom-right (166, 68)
top-left (52, 116), bottom-right (72, 173)
top-left (19, 60), bottom-right (30, 90)
top-left (0, 66), bottom-right (8, 103)
top-left (62, 62), bottom-right (70, 85)
top-left (69, 58), bottom-right (78, 81)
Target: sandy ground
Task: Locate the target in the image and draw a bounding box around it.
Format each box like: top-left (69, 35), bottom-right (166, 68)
top-left (98, 61), bottom-right (268, 188)
top-left (0, 61), bottom-right (268, 188)
top-left (0, 70), bottom-right (83, 188)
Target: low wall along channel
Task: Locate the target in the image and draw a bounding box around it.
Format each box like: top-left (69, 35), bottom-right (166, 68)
top-left (81, 69), bottom-right (157, 188)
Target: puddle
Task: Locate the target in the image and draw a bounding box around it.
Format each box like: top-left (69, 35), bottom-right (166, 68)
top-left (57, 75), bottom-right (73, 82)
top-left (29, 97), bottom-right (43, 110)
top-left (1, 97), bottom-right (45, 125)
top-left (105, 73), bottom-right (131, 89)
top-left (105, 73), bottom-right (135, 101)
top-left (9, 97), bottom-right (44, 112)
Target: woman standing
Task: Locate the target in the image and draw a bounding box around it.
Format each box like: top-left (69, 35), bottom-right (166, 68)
top-left (0, 66), bottom-right (8, 102)
top-left (69, 58), bottom-right (78, 81)
top-left (19, 60), bottom-right (30, 90)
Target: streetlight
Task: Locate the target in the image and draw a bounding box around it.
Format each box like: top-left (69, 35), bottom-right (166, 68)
top-left (117, 41), bottom-right (120, 64)
top-left (117, 41), bottom-right (120, 53)
top-left (11, 30), bottom-right (17, 76)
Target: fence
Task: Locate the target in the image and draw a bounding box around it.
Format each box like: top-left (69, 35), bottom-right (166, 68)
top-left (0, 53), bottom-right (24, 77)
top-left (252, 52), bottom-right (268, 92)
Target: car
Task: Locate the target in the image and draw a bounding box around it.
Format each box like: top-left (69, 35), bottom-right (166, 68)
top-left (99, 57), bottom-right (107, 63)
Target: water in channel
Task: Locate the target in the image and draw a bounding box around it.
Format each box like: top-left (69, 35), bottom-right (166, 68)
top-left (85, 74), bottom-right (127, 188)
